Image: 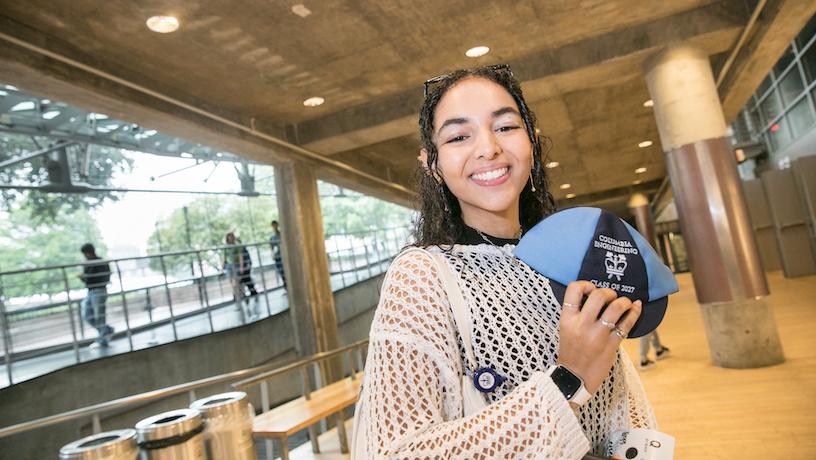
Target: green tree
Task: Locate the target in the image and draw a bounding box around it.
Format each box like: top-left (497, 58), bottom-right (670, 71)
top-left (0, 205), bottom-right (107, 298)
top-left (0, 133), bottom-right (133, 222)
top-left (146, 195), bottom-right (278, 273)
top-left (320, 195), bottom-right (414, 234)
top-left (145, 190), bottom-right (413, 274)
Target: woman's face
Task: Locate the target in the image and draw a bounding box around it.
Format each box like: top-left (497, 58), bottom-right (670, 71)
top-left (431, 77), bottom-right (533, 224)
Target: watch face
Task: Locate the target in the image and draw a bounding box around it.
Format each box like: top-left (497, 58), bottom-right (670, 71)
top-left (550, 366), bottom-right (582, 400)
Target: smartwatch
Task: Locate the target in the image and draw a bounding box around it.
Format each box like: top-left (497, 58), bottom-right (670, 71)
top-left (546, 365), bottom-right (591, 406)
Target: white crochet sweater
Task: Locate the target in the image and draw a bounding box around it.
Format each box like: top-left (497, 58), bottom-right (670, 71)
top-left (353, 244), bottom-right (656, 459)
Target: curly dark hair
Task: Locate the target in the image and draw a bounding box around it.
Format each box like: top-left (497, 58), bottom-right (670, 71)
top-left (413, 65), bottom-right (557, 247)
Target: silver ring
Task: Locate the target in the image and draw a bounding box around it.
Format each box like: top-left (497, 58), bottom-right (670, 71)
top-left (563, 302), bottom-right (579, 309)
top-left (600, 319), bottom-right (616, 330)
top-left (613, 327), bottom-right (628, 339)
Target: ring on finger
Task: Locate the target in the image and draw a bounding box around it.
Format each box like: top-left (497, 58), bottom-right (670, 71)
top-left (613, 327), bottom-right (628, 339)
top-left (600, 319), bottom-right (616, 330)
top-left (563, 302), bottom-right (579, 309)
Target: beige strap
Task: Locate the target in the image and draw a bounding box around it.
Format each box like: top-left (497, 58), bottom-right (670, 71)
top-left (428, 252), bottom-right (477, 369)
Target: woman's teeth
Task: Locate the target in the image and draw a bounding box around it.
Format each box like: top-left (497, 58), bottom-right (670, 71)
top-left (471, 167), bottom-right (508, 181)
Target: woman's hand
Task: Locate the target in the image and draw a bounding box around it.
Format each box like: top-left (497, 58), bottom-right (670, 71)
top-left (557, 281), bottom-right (642, 394)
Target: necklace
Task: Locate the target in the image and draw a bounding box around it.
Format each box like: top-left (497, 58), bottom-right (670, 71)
top-left (474, 227), bottom-right (522, 246)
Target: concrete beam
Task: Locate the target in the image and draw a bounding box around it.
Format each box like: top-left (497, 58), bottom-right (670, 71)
top-left (719, 0), bottom-right (816, 122)
top-left (297, 2), bottom-right (745, 155)
top-left (0, 17), bottom-right (416, 207)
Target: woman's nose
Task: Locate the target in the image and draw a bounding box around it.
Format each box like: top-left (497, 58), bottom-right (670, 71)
top-left (476, 128), bottom-right (501, 159)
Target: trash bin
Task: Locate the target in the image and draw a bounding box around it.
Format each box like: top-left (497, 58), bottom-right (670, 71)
top-left (59, 429), bottom-right (138, 460)
top-left (190, 391), bottom-right (256, 460)
top-left (135, 409), bottom-right (205, 460)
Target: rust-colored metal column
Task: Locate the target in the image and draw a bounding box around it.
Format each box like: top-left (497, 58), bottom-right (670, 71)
top-left (644, 44), bottom-right (784, 368)
top-left (628, 193), bottom-right (657, 249)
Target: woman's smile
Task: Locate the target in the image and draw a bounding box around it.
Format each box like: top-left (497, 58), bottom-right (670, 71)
top-left (470, 165), bottom-right (511, 186)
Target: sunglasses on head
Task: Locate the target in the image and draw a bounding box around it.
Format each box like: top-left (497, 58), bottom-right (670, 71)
top-left (422, 64), bottom-right (514, 97)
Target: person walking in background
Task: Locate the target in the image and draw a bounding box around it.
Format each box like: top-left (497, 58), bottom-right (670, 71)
top-left (237, 237), bottom-right (260, 318)
top-left (639, 330), bottom-right (670, 370)
top-left (269, 220), bottom-right (286, 290)
top-left (78, 243), bottom-right (113, 349)
top-left (222, 232), bottom-right (245, 314)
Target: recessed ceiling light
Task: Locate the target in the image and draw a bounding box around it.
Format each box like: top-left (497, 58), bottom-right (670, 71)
top-left (40, 99), bottom-right (51, 105)
top-left (4, 85), bottom-right (17, 91)
top-left (303, 96), bottom-right (324, 107)
top-left (10, 101), bottom-right (35, 112)
top-left (643, 99), bottom-right (654, 108)
top-left (633, 180), bottom-right (642, 185)
top-left (146, 15), bottom-right (180, 33)
top-left (560, 183), bottom-right (571, 190)
top-left (180, 152), bottom-right (193, 158)
top-left (216, 152), bottom-right (223, 157)
top-left (638, 140), bottom-right (653, 148)
top-left (635, 167), bottom-right (647, 174)
top-left (291, 4), bottom-right (312, 17)
top-left (546, 161), bottom-right (559, 169)
top-left (42, 110), bottom-right (61, 120)
top-left (0, 90), bottom-right (8, 96)
top-left (566, 193), bottom-right (576, 199)
top-left (465, 46), bottom-right (490, 58)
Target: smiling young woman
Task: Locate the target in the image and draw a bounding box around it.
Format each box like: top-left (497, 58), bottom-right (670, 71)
top-left (351, 65), bottom-right (654, 459)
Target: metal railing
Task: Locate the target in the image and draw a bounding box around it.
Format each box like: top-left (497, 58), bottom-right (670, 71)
top-left (0, 339), bottom-right (369, 441)
top-left (0, 226), bottom-right (410, 387)
top-left (232, 340), bottom-right (368, 459)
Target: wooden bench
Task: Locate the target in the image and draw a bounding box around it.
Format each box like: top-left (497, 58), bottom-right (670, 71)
top-left (252, 372), bottom-right (363, 460)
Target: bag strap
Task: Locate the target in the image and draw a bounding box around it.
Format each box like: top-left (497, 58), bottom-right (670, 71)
top-left (427, 251), bottom-right (478, 371)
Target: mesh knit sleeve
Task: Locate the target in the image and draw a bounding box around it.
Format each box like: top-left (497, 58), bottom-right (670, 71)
top-left (619, 349), bottom-right (657, 429)
top-left (353, 250), bottom-right (590, 459)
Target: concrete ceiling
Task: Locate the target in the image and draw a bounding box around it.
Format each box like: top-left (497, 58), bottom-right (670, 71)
top-left (0, 0), bottom-right (813, 210)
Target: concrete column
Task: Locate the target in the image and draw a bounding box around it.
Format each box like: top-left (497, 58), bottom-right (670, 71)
top-left (275, 160), bottom-right (340, 361)
top-left (644, 44), bottom-right (784, 368)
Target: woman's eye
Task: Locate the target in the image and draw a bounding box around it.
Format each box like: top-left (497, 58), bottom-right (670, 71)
top-left (445, 135), bottom-right (468, 144)
top-left (497, 125), bottom-right (520, 133)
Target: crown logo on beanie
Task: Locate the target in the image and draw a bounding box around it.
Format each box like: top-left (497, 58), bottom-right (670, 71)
top-left (605, 251), bottom-right (627, 281)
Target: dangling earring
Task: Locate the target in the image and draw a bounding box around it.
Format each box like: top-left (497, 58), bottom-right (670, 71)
top-left (529, 171), bottom-right (536, 192)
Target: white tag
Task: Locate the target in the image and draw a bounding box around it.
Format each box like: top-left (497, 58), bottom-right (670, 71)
top-left (611, 428), bottom-right (675, 460)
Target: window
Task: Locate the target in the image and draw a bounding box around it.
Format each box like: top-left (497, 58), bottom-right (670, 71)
top-left (788, 97), bottom-right (815, 137)
top-left (796, 15), bottom-right (816, 51)
top-left (802, 43), bottom-right (816, 84)
top-left (767, 117), bottom-right (793, 151)
top-left (760, 89), bottom-right (783, 125)
top-left (757, 75), bottom-right (773, 97)
top-left (778, 67), bottom-right (805, 106)
top-left (748, 107), bottom-right (763, 134)
top-left (774, 46), bottom-right (795, 77)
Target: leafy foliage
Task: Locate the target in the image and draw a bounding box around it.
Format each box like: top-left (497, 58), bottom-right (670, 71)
top-left (146, 195), bottom-right (278, 273)
top-left (320, 195), bottom-right (415, 234)
top-left (0, 133), bottom-right (133, 222)
top-left (146, 192), bottom-right (414, 273)
top-left (0, 205), bottom-right (107, 298)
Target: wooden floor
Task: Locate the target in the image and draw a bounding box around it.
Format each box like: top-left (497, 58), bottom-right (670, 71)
top-left (620, 270), bottom-right (816, 459)
top-left (285, 270), bottom-right (816, 459)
